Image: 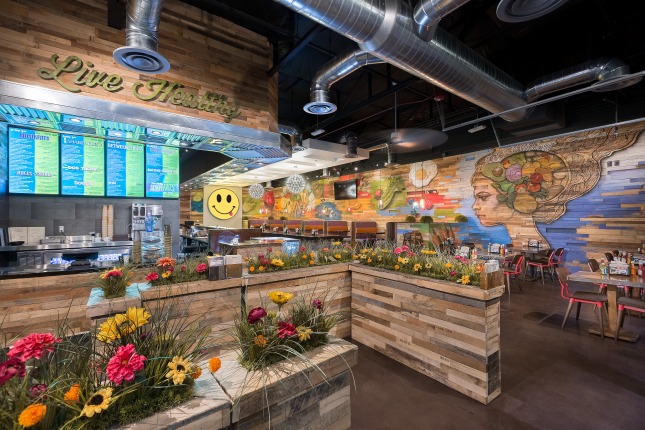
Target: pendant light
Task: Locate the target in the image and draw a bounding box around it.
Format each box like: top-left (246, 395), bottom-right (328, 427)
top-left (378, 167), bottom-right (383, 209)
top-left (419, 161), bottom-right (426, 210)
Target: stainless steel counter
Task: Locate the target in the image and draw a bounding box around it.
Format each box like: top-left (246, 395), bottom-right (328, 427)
top-left (0, 241), bottom-right (133, 252)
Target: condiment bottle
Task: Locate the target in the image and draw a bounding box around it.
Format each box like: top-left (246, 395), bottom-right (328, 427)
top-left (599, 259), bottom-right (606, 275)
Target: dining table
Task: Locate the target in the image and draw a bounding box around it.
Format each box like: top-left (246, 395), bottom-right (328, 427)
top-left (567, 270), bottom-right (645, 342)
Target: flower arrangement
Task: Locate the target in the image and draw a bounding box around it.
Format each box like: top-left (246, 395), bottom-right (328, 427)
top-left (359, 243), bottom-right (484, 286)
top-left (316, 241), bottom-right (356, 264)
top-left (233, 290), bottom-right (344, 371)
top-left (246, 245), bottom-right (317, 273)
top-left (0, 301), bottom-right (213, 429)
top-left (96, 266), bottom-right (134, 299)
top-left (145, 256), bottom-right (208, 286)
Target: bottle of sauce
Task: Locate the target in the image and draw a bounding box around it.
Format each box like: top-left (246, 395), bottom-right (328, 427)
top-left (599, 259), bottom-right (606, 275)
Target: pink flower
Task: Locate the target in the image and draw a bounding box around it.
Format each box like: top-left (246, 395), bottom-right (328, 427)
top-left (106, 269), bottom-right (122, 278)
top-left (8, 333), bottom-right (61, 362)
top-left (146, 272), bottom-right (159, 281)
top-left (247, 307), bottom-right (267, 324)
top-left (393, 247), bottom-right (403, 255)
top-left (312, 299), bottom-right (323, 310)
top-left (401, 245), bottom-right (410, 252)
top-left (106, 344), bottom-right (146, 386)
top-left (267, 248), bottom-right (273, 252)
top-left (258, 254), bottom-right (265, 259)
top-left (27, 384), bottom-right (48, 399)
top-left (300, 246), bottom-right (306, 252)
top-left (277, 321), bottom-right (297, 339)
top-left (0, 358), bottom-right (26, 385)
top-left (450, 270), bottom-right (457, 277)
top-left (196, 263), bottom-right (207, 273)
top-left (181, 265), bottom-right (187, 272)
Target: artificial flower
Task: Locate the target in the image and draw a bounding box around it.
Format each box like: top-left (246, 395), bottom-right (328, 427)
top-left (461, 275), bottom-right (471, 285)
top-left (254, 335), bottom-right (267, 347)
top-left (302, 254), bottom-right (308, 260)
top-left (180, 264), bottom-right (187, 271)
top-left (157, 257), bottom-right (175, 268)
top-left (271, 258), bottom-right (284, 267)
top-left (421, 250), bottom-right (431, 255)
top-left (394, 265), bottom-right (400, 270)
top-left (296, 326), bottom-right (313, 342)
top-left (397, 257), bottom-right (403, 263)
top-left (413, 263), bottom-right (422, 272)
top-left (278, 321), bottom-right (297, 339)
top-left (106, 344), bottom-right (146, 385)
top-left (27, 384), bottom-right (48, 399)
top-left (0, 357), bottom-right (26, 385)
top-left (445, 262), bottom-right (453, 269)
top-left (310, 252), bottom-right (315, 258)
top-left (196, 263), bottom-right (207, 273)
top-left (331, 241), bottom-right (341, 246)
top-left (18, 404), bottom-right (46, 427)
top-left (335, 254), bottom-right (342, 259)
top-left (401, 257), bottom-right (409, 264)
top-left (268, 291), bottom-right (293, 306)
top-left (8, 333), bottom-right (61, 362)
top-left (450, 270), bottom-right (457, 277)
top-left (209, 357), bottom-right (222, 373)
top-left (162, 271), bottom-right (172, 279)
top-left (96, 308), bottom-right (151, 343)
top-left (191, 365), bottom-right (202, 379)
top-left (64, 384), bottom-right (81, 403)
top-left (247, 307), bottom-right (267, 324)
top-left (146, 272), bottom-right (159, 281)
top-left (258, 266), bottom-right (265, 272)
top-left (393, 247), bottom-right (403, 255)
top-left (249, 266), bottom-right (255, 272)
top-left (312, 298), bottom-right (323, 310)
top-left (425, 263), bottom-right (432, 269)
top-left (81, 387), bottom-right (113, 417)
top-left (166, 356), bottom-right (192, 385)
top-left (309, 260), bottom-right (315, 265)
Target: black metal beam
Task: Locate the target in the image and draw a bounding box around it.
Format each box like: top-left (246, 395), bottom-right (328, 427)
top-left (268, 24), bottom-right (325, 77)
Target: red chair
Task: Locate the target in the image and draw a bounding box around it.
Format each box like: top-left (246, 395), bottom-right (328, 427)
top-left (615, 297), bottom-right (645, 341)
top-left (556, 267), bottom-right (608, 339)
top-left (527, 249), bottom-right (556, 284)
top-left (503, 254), bottom-right (524, 295)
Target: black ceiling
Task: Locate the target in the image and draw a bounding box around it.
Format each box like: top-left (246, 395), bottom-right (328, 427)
top-left (179, 0), bottom-right (645, 168)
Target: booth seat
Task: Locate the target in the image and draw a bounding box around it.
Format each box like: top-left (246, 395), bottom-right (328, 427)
top-left (326, 221), bottom-right (349, 237)
top-left (248, 219), bottom-right (264, 229)
top-left (302, 220), bottom-right (325, 233)
top-left (284, 220), bottom-right (303, 231)
top-left (266, 220), bottom-right (285, 231)
top-left (352, 221), bottom-right (378, 244)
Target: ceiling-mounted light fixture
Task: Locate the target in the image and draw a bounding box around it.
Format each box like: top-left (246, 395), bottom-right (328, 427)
top-left (310, 128), bottom-right (325, 137)
top-left (286, 174), bottom-right (306, 194)
top-left (468, 124), bottom-right (487, 133)
top-left (248, 183), bottom-right (265, 199)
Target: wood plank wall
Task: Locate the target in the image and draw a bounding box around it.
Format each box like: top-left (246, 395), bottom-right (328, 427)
top-left (0, 0), bottom-right (277, 131)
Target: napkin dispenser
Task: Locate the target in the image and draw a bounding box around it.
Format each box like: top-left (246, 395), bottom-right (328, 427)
top-left (225, 255), bottom-right (243, 278)
top-left (609, 261), bottom-right (629, 275)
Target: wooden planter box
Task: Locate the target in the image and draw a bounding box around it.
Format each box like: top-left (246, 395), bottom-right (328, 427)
top-left (349, 264), bottom-right (505, 404)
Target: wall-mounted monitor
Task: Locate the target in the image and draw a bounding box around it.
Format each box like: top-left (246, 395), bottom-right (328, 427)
top-left (8, 127), bottom-right (59, 195)
top-left (145, 145), bottom-right (179, 198)
top-left (106, 140), bottom-right (145, 197)
top-left (334, 179), bottom-right (357, 200)
top-left (61, 134), bottom-right (105, 196)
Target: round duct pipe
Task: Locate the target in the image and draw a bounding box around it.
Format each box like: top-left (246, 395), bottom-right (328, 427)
top-left (341, 132), bottom-right (359, 158)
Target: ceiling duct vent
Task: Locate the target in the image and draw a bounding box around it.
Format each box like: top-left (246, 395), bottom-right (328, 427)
top-left (320, 168), bottom-right (331, 178)
top-left (113, 0), bottom-right (170, 74)
top-left (494, 103), bottom-right (565, 137)
top-left (341, 132), bottom-right (359, 158)
top-left (496, 0), bottom-right (568, 23)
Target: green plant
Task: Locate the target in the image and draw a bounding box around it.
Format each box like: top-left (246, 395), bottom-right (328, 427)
top-left (280, 216), bottom-right (288, 221)
top-left (420, 215), bottom-right (434, 223)
top-left (144, 256), bottom-right (208, 286)
top-left (267, 216), bottom-right (275, 220)
top-left (95, 265), bottom-right (134, 298)
top-left (454, 214), bottom-right (468, 223)
top-left (247, 244), bottom-right (317, 273)
top-left (405, 215), bottom-right (417, 223)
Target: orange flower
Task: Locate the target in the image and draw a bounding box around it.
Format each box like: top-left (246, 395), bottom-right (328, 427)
top-left (258, 266), bottom-right (265, 272)
top-left (394, 265), bottom-right (400, 270)
top-left (18, 404), bottom-right (46, 427)
top-left (157, 257), bottom-right (175, 268)
top-left (64, 383), bottom-right (80, 403)
top-left (191, 365), bottom-right (202, 379)
top-left (249, 266), bottom-right (255, 272)
top-left (209, 357), bottom-right (222, 373)
top-left (309, 260), bottom-right (315, 265)
top-left (254, 335), bottom-right (267, 347)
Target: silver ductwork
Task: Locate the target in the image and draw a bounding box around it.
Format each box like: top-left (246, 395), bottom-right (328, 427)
top-left (278, 123), bottom-right (303, 148)
top-left (413, 0), bottom-right (471, 42)
top-left (340, 132), bottom-right (359, 158)
top-left (281, 0), bottom-right (639, 123)
top-left (113, 0), bottom-right (170, 74)
top-left (304, 49), bottom-right (384, 114)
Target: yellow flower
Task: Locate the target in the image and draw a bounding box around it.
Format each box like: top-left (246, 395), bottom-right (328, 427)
top-left (96, 307), bottom-right (151, 342)
top-left (445, 262), bottom-right (452, 269)
top-left (166, 356), bottom-right (192, 385)
top-left (259, 266), bottom-right (265, 272)
top-left (81, 387), bottom-right (112, 417)
top-left (209, 357), bottom-right (222, 373)
top-left (361, 249), bottom-right (370, 254)
top-left (401, 257), bottom-right (409, 264)
top-left (372, 252), bottom-right (376, 256)
top-left (413, 263), bottom-right (422, 272)
top-left (398, 257), bottom-right (403, 263)
top-left (162, 271), bottom-right (172, 278)
top-left (302, 254), bottom-right (308, 259)
top-left (297, 326), bottom-right (313, 341)
top-left (64, 384), bottom-right (81, 403)
top-left (394, 264), bottom-right (400, 270)
top-left (271, 258), bottom-right (284, 267)
top-left (310, 252), bottom-right (315, 258)
top-left (425, 263), bottom-right (432, 269)
top-left (309, 260), bottom-right (315, 265)
top-left (191, 365), bottom-right (202, 379)
top-left (268, 291), bottom-right (293, 305)
top-left (18, 404), bottom-right (46, 427)
top-left (331, 241), bottom-right (341, 246)
top-left (367, 258), bottom-right (372, 263)
top-left (335, 254), bottom-right (342, 259)
top-left (421, 250), bottom-right (431, 255)
top-left (254, 335), bottom-right (267, 347)
top-left (461, 275), bottom-right (471, 285)
top-left (249, 266), bottom-right (255, 272)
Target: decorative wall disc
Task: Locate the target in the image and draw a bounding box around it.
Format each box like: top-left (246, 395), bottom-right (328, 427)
top-left (249, 183), bottom-right (265, 199)
top-left (286, 174), bottom-right (306, 194)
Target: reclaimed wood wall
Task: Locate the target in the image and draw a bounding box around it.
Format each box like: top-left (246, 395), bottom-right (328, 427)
top-left (0, 0), bottom-right (277, 131)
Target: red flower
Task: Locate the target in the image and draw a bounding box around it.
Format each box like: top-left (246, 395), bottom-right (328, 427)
top-left (28, 384), bottom-right (48, 399)
top-left (196, 263), bottom-right (207, 273)
top-left (106, 269), bottom-right (122, 278)
top-left (267, 248), bottom-right (273, 253)
top-left (312, 299), bottom-right (323, 310)
top-left (181, 265), bottom-right (187, 272)
top-left (0, 358), bottom-right (26, 385)
top-left (106, 344), bottom-right (146, 386)
top-left (277, 321), bottom-right (297, 339)
top-left (300, 246), bottom-right (306, 252)
top-left (8, 333), bottom-right (61, 362)
top-left (247, 307), bottom-right (267, 324)
top-left (146, 272), bottom-right (159, 281)
top-left (450, 270), bottom-right (457, 277)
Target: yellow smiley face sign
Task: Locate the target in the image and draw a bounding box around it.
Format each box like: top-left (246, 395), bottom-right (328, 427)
top-left (208, 188), bottom-right (240, 220)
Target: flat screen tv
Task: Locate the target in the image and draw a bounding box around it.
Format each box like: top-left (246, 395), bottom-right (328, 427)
top-left (334, 179), bottom-right (357, 200)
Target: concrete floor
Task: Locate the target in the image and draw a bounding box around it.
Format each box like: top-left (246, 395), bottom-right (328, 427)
top-left (349, 276), bottom-right (645, 430)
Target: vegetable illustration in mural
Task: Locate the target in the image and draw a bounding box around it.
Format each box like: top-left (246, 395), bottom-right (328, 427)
top-left (263, 190), bottom-right (275, 207)
top-left (242, 195), bottom-right (259, 213)
top-left (378, 175), bottom-right (406, 209)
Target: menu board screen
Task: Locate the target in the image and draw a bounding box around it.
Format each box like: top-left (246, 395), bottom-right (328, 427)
top-left (8, 127), bottom-right (59, 194)
top-left (61, 134), bottom-right (105, 196)
top-left (145, 145), bottom-right (179, 198)
top-left (106, 141), bottom-right (145, 197)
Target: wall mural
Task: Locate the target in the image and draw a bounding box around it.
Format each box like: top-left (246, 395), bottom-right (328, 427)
top-left (243, 122), bottom-right (645, 270)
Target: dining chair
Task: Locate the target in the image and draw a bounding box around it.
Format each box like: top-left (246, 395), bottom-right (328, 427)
top-left (552, 248), bottom-right (566, 272)
top-left (588, 258), bottom-right (607, 294)
top-left (604, 252), bottom-right (614, 262)
top-left (556, 267), bottom-right (608, 339)
top-left (503, 254), bottom-right (524, 295)
top-left (527, 249), bottom-right (555, 284)
top-left (615, 297), bottom-right (645, 341)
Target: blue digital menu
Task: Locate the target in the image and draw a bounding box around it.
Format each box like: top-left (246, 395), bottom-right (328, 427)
top-left (61, 134), bottom-right (105, 196)
top-left (145, 145), bottom-right (179, 198)
top-left (106, 141), bottom-right (145, 197)
top-left (8, 127), bottom-right (59, 194)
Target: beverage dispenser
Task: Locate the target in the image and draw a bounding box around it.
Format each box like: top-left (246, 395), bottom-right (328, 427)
top-left (132, 204), bottom-right (164, 263)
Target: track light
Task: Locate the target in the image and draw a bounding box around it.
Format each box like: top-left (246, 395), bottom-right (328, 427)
top-left (311, 128), bottom-right (325, 136)
top-left (468, 124), bottom-right (487, 133)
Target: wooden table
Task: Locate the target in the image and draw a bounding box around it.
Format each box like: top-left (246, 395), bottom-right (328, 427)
top-left (567, 271), bottom-right (644, 342)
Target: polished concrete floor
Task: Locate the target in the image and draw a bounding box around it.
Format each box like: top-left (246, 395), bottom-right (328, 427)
top-left (349, 276), bottom-right (645, 430)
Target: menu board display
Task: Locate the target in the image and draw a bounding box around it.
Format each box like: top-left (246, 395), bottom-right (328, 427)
top-left (106, 141), bottom-right (145, 197)
top-left (145, 145), bottom-right (179, 198)
top-left (8, 127), bottom-right (59, 194)
top-left (61, 134), bottom-right (105, 196)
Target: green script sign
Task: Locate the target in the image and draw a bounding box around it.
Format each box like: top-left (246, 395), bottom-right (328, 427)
top-left (36, 54), bottom-right (241, 123)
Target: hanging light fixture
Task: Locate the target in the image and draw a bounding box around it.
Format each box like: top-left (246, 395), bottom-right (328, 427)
top-left (378, 168), bottom-right (383, 209)
top-left (419, 161), bottom-right (426, 210)
top-left (286, 174), bottom-right (306, 194)
top-left (249, 183), bottom-right (265, 199)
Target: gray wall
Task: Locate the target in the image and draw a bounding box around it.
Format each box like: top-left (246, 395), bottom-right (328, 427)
top-left (7, 197), bottom-right (180, 255)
